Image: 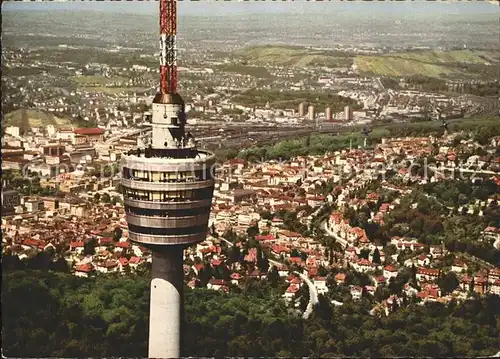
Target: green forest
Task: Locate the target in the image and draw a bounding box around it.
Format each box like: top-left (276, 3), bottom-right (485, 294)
top-left (3, 267), bottom-right (499, 357)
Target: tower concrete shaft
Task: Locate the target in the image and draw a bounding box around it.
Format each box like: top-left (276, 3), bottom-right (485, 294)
top-left (149, 247), bottom-right (184, 358)
top-left (120, 1), bottom-right (215, 358)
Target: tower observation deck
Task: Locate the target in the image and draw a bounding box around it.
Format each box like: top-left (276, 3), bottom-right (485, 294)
top-left (120, 1), bottom-right (215, 357)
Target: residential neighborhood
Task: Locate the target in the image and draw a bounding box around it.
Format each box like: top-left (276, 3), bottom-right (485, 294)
top-left (3, 126), bottom-right (499, 317)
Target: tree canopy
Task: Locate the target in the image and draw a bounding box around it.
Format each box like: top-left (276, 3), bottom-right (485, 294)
top-left (3, 268), bottom-right (499, 358)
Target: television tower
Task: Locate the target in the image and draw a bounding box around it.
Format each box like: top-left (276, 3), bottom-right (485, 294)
top-left (120, 0), bottom-right (215, 357)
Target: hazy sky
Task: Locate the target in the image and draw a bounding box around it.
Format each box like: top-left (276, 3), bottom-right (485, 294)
top-left (3, 0), bottom-right (500, 16)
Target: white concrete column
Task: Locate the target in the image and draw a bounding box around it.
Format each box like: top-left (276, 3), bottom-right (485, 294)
top-left (149, 246), bottom-right (184, 359)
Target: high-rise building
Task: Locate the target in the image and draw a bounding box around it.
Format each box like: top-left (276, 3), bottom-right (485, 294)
top-left (120, 1), bottom-right (215, 357)
top-left (325, 107), bottom-right (332, 121)
top-left (344, 105), bottom-right (353, 121)
top-left (298, 102), bottom-right (306, 116)
top-left (1, 188), bottom-right (20, 216)
top-left (308, 105), bottom-right (315, 122)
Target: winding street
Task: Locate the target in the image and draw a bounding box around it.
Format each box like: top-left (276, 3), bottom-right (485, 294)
top-left (296, 272), bottom-right (319, 319)
top-left (217, 233), bottom-right (319, 318)
top-left (494, 238), bottom-right (500, 251)
top-left (320, 219), bottom-right (347, 250)
top-left (268, 258), bottom-right (319, 319)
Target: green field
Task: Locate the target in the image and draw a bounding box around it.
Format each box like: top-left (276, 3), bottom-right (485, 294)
top-left (71, 75), bottom-right (129, 86)
top-left (232, 89), bottom-right (360, 112)
top-left (4, 109), bottom-right (71, 130)
top-left (355, 50), bottom-right (498, 78)
top-left (235, 46), bottom-right (498, 79)
top-left (235, 45), bottom-right (353, 68)
top-left (215, 64), bottom-right (273, 78)
top-left (392, 50), bottom-right (488, 64)
top-left (355, 56), bottom-right (456, 77)
top-left (72, 75), bottom-right (150, 94)
top-left (4, 66), bottom-right (47, 77)
top-left (80, 86), bottom-right (150, 94)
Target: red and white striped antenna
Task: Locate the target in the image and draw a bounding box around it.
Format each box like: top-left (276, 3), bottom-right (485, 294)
top-left (159, 0), bottom-right (178, 94)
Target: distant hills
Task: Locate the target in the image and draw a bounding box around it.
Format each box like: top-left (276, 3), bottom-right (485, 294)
top-left (235, 45), bottom-right (352, 68)
top-left (235, 45), bottom-right (499, 79)
top-left (355, 50), bottom-right (499, 78)
top-left (4, 109), bottom-right (71, 131)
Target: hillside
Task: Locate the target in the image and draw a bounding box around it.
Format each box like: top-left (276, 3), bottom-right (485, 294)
top-left (3, 267), bottom-right (500, 358)
top-left (355, 50), bottom-right (499, 78)
top-left (235, 46), bottom-right (499, 80)
top-left (4, 109), bottom-right (71, 131)
top-left (235, 45), bottom-right (353, 68)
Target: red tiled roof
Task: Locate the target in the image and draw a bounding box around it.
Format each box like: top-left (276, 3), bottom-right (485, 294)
top-left (244, 248), bottom-right (257, 263)
top-left (22, 239), bottom-right (40, 247)
top-left (289, 257), bottom-right (303, 264)
top-left (99, 237), bottom-right (113, 245)
top-left (271, 245), bottom-right (291, 254)
top-left (115, 241), bottom-right (130, 248)
top-left (76, 263), bottom-right (93, 273)
top-left (255, 234), bottom-right (275, 241)
top-left (129, 256), bottom-right (141, 264)
top-left (208, 279), bottom-right (227, 286)
top-left (74, 128), bottom-right (104, 135)
top-left (384, 265), bottom-right (398, 272)
top-left (350, 227), bottom-right (366, 238)
top-left (193, 263), bottom-right (204, 272)
top-left (335, 273), bottom-right (346, 282)
top-left (119, 257), bottom-right (129, 266)
top-left (358, 259), bottom-right (374, 267)
top-left (105, 260), bottom-right (118, 268)
top-left (211, 259), bottom-right (222, 267)
top-left (417, 267), bottom-right (440, 276)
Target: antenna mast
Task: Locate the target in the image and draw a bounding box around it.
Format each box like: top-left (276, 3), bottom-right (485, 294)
top-left (159, 0), bottom-right (178, 94)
